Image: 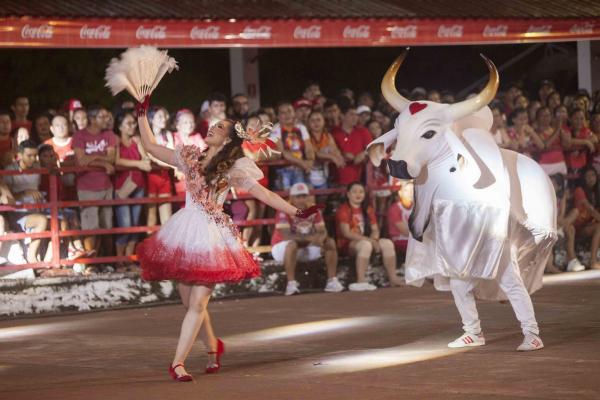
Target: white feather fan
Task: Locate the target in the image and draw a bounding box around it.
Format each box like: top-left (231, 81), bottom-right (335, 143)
top-left (104, 46), bottom-right (178, 101)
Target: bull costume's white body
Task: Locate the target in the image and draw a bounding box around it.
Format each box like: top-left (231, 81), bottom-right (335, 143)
top-left (368, 53), bottom-right (557, 350)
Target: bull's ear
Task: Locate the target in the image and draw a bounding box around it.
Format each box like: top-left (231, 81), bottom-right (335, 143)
top-left (367, 143), bottom-right (385, 167)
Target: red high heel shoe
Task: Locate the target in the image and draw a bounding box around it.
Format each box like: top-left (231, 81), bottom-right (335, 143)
top-left (205, 338), bottom-right (225, 374)
top-left (168, 363), bottom-right (193, 382)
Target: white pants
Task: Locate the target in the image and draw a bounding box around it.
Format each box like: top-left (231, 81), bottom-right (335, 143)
top-left (271, 240), bottom-right (322, 263)
top-left (450, 261), bottom-right (539, 336)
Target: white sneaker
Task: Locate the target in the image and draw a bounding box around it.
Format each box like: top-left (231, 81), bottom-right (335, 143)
top-left (448, 332), bottom-right (485, 348)
top-left (285, 280), bottom-right (300, 296)
top-left (567, 258), bottom-right (585, 272)
top-left (324, 277), bottom-right (344, 293)
top-left (348, 282), bottom-right (377, 292)
top-left (517, 334), bottom-right (544, 351)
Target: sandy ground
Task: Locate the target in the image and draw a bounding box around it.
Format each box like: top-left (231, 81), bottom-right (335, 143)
top-left (1, 271), bottom-right (599, 400)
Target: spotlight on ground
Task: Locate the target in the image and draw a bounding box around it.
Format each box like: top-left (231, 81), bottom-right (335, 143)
top-left (229, 316), bottom-right (387, 342)
top-left (305, 338), bottom-right (471, 374)
top-left (0, 322), bottom-right (80, 341)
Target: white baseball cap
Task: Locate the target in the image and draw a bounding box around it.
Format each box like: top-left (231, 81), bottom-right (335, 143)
top-left (290, 182), bottom-right (310, 196)
top-left (356, 105), bottom-right (371, 115)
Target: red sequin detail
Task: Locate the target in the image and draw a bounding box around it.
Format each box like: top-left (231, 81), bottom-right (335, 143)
top-left (137, 236), bottom-right (260, 284)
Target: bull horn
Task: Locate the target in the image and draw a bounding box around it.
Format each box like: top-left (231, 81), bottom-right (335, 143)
top-left (444, 54), bottom-right (499, 122)
top-left (381, 50), bottom-right (410, 112)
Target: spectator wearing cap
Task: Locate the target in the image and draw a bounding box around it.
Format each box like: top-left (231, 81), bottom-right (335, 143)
top-left (231, 93), bottom-right (250, 121)
top-left (197, 92), bottom-right (227, 138)
top-left (293, 98), bottom-right (312, 126)
top-left (271, 101), bottom-right (315, 189)
top-left (64, 99), bottom-right (83, 132)
top-left (331, 99), bottom-right (372, 186)
top-left (356, 105), bottom-right (371, 127)
top-left (538, 80), bottom-right (555, 106)
top-left (271, 182), bottom-right (343, 295)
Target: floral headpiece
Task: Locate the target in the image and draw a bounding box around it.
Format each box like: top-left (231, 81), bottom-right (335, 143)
top-left (235, 120), bottom-right (280, 158)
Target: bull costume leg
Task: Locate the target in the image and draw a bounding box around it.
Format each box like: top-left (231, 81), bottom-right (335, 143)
top-left (368, 51), bottom-right (556, 352)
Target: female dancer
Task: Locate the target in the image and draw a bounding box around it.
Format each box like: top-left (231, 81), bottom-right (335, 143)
top-left (135, 102), bottom-right (319, 382)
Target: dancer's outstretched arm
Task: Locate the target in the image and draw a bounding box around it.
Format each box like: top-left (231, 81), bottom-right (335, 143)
top-left (248, 184), bottom-right (298, 216)
top-left (138, 115), bottom-right (176, 167)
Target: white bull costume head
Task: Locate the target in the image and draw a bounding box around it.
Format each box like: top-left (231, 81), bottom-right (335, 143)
top-left (368, 51), bottom-right (557, 300)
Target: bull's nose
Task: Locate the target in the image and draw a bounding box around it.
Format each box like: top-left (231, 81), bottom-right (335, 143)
top-left (385, 159), bottom-right (414, 179)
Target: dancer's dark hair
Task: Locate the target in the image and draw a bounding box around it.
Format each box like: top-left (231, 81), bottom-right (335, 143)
top-left (203, 119), bottom-right (244, 186)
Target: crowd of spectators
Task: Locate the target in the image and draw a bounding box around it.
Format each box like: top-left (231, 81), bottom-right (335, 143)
top-left (1, 74), bottom-right (600, 287)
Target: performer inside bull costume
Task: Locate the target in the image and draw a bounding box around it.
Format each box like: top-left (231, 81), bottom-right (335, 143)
top-left (368, 51), bottom-right (557, 351)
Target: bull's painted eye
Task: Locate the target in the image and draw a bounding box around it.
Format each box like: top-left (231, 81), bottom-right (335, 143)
top-left (421, 130), bottom-right (437, 139)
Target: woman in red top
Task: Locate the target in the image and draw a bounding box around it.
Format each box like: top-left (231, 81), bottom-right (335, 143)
top-left (564, 167), bottom-right (600, 271)
top-left (564, 108), bottom-right (596, 173)
top-left (146, 106), bottom-right (175, 228)
top-left (506, 107), bottom-right (544, 155)
top-left (115, 111), bottom-right (152, 267)
top-left (335, 181), bottom-right (402, 290)
top-left (534, 106), bottom-right (568, 176)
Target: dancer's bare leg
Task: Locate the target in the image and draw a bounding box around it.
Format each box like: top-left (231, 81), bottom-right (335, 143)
top-left (177, 283), bottom-right (218, 365)
top-left (172, 284), bottom-right (213, 376)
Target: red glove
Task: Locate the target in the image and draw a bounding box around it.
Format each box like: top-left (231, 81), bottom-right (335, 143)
top-left (296, 204), bottom-right (325, 219)
top-left (135, 95), bottom-right (151, 117)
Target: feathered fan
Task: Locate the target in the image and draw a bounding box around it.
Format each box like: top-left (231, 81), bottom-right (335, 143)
top-left (104, 46), bottom-right (178, 101)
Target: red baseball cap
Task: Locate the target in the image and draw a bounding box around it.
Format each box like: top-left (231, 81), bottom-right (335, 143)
top-left (65, 98), bottom-right (83, 111)
top-left (293, 99), bottom-right (312, 110)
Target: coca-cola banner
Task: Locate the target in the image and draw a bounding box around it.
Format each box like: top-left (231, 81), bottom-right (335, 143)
top-left (3, 18), bottom-right (599, 48)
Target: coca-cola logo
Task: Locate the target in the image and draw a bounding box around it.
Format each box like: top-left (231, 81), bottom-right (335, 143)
top-left (241, 26), bottom-right (272, 39)
top-left (390, 25), bottom-right (417, 39)
top-left (21, 24), bottom-right (53, 39)
top-left (527, 25), bottom-right (552, 34)
top-left (190, 26), bottom-right (220, 40)
top-left (570, 22), bottom-right (594, 34)
top-left (80, 25), bottom-right (111, 40)
top-left (343, 25), bottom-right (370, 39)
top-left (293, 25), bottom-right (322, 39)
top-left (483, 25), bottom-right (508, 37)
top-left (438, 25), bottom-right (463, 38)
top-left (136, 25), bottom-right (167, 40)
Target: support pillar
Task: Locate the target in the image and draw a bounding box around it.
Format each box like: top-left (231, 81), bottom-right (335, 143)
top-left (229, 48), bottom-right (261, 111)
top-left (577, 40), bottom-right (592, 94)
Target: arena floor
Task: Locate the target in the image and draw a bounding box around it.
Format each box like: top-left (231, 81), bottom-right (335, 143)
top-left (1, 271), bottom-right (600, 400)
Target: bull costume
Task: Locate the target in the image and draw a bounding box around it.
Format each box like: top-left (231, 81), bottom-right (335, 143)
top-left (368, 52), bottom-right (557, 351)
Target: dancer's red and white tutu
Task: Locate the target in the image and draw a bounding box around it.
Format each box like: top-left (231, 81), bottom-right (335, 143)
top-left (138, 145), bottom-right (263, 285)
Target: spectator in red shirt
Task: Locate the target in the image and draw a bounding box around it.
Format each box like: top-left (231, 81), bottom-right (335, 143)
top-left (146, 106), bottom-right (174, 228)
top-left (534, 106), bottom-right (568, 176)
top-left (271, 101), bottom-right (314, 189)
top-left (10, 95), bottom-right (32, 135)
top-left (336, 182), bottom-right (402, 291)
top-left (565, 167), bottom-right (600, 271)
top-left (173, 109), bottom-right (206, 196)
top-left (386, 181), bottom-right (414, 255)
top-left (72, 105), bottom-right (118, 255)
top-left (72, 108), bottom-right (88, 132)
top-left (323, 99), bottom-right (341, 131)
top-left (45, 115), bottom-right (77, 200)
top-left (0, 109), bottom-right (15, 167)
top-left (33, 113), bottom-right (52, 144)
top-left (114, 111), bottom-right (151, 269)
top-left (564, 108), bottom-right (596, 173)
top-left (197, 92), bottom-right (226, 138)
top-left (332, 100), bottom-right (372, 185)
top-left (271, 183), bottom-right (342, 295)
